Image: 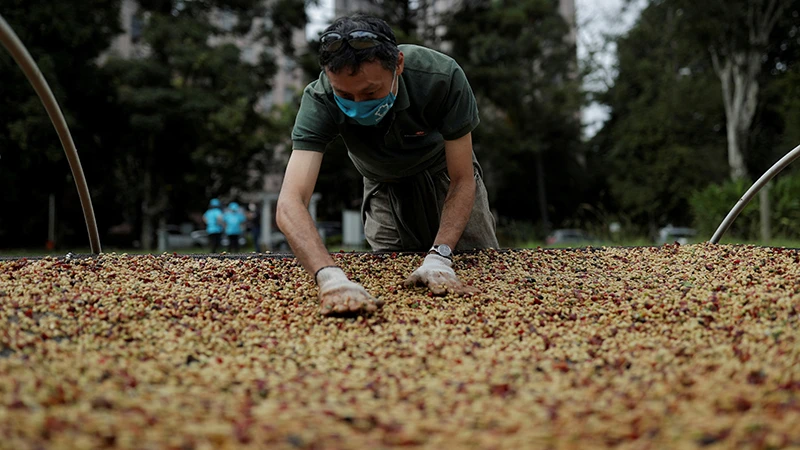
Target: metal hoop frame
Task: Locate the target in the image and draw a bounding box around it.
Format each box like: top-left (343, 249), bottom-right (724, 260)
top-left (0, 14), bottom-right (101, 254)
top-left (710, 144), bottom-right (800, 244)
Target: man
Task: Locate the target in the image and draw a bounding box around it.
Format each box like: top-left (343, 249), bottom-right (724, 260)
top-left (203, 198), bottom-right (224, 253)
top-left (276, 14), bottom-right (498, 316)
top-left (223, 201), bottom-right (247, 253)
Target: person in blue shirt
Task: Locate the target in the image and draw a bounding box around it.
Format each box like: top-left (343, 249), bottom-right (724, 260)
top-left (203, 198), bottom-right (224, 253)
top-left (223, 202), bottom-right (247, 253)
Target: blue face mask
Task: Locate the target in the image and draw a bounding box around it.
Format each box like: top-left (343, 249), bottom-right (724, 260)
top-left (334, 72), bottom-right (397, 126)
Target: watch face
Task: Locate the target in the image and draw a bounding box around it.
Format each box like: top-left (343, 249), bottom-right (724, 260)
top-left (436, 244), bottom-right (452, 257)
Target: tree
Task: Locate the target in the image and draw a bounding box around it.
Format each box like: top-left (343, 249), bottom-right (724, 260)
top-left (597, 0), bottom-right (799, 235)
top-left (332, 0), bottom-right (430, 42)
top-left (443, 0), bottom-right (584, 230)
top-left (593, 1), bottom-right (729, 232)
top-left (671, 0), bottom-right (794, 181)
top-left (740, 1), bottom-right (800, 177)
top-left (0, 0), bottom-right (122, 248)
top-left (103, 0), bottom-right (306, 249)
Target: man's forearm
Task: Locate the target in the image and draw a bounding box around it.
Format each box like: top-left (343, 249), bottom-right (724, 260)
top-left (434, 176), bottom-right (476, 249)
top-left (276, 200), bottom-right (335, 277)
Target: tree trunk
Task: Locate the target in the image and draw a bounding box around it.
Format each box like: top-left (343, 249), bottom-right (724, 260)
top-left (141, 169), bottom-right (154, 250)
top-left (535, 151), bottom-right (551, 233)
top-left (760, 185), bottom-right (771, 242)
top-left (139, 135), bottom-right (169, 251)
top-left (157, 216), bottom-right (168, 252)
top-left (710, 0), bottom-right (786, 181)
top-left (715, 52), bottom-right (774, 240)
top-left (725, 115), bottom-right (750, 181)
top-left (710, 0), bottom-right (786, 240)
top-left (713, 51), bottom-right (758, 181)
top-left (758, 183), bottom-right (772, 244)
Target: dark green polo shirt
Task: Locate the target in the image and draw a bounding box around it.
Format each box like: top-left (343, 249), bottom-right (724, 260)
top-left (291, 44), bottom-right (480, 181)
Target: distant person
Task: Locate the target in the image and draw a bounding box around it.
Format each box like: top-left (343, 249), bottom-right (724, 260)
top-left (276, 15), bottom-right (498, 316)
top-left (203, 198), bottom-right (224, 253)
top-left (248, 202), bottom-right (262, 253)
top-left (223, 202), bottom-right (247, 253)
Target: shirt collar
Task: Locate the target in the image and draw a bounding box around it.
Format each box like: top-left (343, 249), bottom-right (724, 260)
top-left (394, 74), bottom-right (410, 111)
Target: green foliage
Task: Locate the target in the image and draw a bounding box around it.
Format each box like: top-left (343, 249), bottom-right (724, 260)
top-left (690, 171), bottom-right (800, 240)
top-left (99, 0), bottom-right (305, 248)
top-left (443, 0), bottom-right (585, 229)
top-left (670, 0), bottom-right (800, 179)
top-left (270, 0), bottom-right (309, 55)
top-left (0, 0), bottom-right (306, 249)
top-left (595, 0), bottom-right (730, 232)
top-left (494, 218), bottom-right (547, 248)
top-left (0, 0), bottom-right (122, 247)
top-left (769, 6), bottom-right (800, 152)
top-left (763, 58), bottom-right (800, 166)
top-left (689, 178), bottom-right (760, 239)
top-left (595, 0), bottom-right (800, 237)
top-left (770, 171), bottom-right (800, 237)
top-left (347, 0), bottom-right (427, 41)
top-left (750, 0), bottom-right (800, 176)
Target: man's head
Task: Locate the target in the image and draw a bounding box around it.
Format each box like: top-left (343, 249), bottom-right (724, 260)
top-left (319, 15), bottom-right (405, 125)
top-left (319, 15), bottom-right (400, 76)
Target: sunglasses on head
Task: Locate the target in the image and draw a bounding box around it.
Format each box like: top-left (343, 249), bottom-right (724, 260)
top-left (319, 30), bottom-right (396, 53)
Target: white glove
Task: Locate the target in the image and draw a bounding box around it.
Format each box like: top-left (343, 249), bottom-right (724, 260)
top-left (402, 254), bottom-right (478, 296)
top-left (316, 266), bottom-right (383, 316)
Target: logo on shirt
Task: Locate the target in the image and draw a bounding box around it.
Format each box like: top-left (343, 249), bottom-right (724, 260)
top-left (404, 130), bottom-right (428, 138)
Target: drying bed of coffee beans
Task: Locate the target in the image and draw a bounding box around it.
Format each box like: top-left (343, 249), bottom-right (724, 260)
top-left (1, 244), bottom-right (799, 449)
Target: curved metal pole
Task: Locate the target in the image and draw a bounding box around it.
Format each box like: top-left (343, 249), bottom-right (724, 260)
top-left (710, 143), bottom-right (800, 244)
top-left (0, 14), bottom-right (101, 254)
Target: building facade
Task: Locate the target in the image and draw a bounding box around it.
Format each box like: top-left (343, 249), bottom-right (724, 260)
top-left (105, 0), bottom-right (306, 113)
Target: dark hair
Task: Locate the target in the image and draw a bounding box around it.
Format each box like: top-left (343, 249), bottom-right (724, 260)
top-left (319, 14), bottom-right (399, 75)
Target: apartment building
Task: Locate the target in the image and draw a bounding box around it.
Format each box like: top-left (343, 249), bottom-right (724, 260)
top-left (106, 0), bottom-right (306, 113)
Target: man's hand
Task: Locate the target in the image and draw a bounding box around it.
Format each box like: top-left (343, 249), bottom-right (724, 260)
top-left (316, 267), bottom-right (384, 316)
top-left (402, 254), bottom-right (479, 296)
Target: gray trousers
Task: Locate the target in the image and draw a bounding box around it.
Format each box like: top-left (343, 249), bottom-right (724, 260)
top-left (363, 166), bottom-right (499, 252)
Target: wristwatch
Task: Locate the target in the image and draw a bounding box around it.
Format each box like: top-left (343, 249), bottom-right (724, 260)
top-left (429, 244), bottom-right (453, 260)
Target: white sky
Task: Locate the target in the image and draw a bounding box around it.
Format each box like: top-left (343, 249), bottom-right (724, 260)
top-left (576, 0), bottom-right (647, 138)
top-left (306, 0), bottom-right (334, 40)
top-left (305, 0), bottom-right (647, 138)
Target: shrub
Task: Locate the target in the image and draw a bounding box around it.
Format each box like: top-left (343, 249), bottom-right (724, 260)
top-left (690, 178), bottom-right (761, 240)
top-left (691, 171), bottom-right (800, 240)
top-left (771, 173), bottom-right (800, 238)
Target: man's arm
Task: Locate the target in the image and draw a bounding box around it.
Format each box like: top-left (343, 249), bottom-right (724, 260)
top-left (434, 132), bottom-right (476, 249)
top-left (402, 132), bottom-right (479, 296)
top-left (276, 150), bottom-right (383, 315)
top-left (275, 150), bottom-right (335, 275)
